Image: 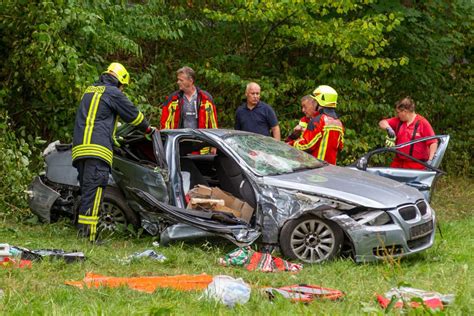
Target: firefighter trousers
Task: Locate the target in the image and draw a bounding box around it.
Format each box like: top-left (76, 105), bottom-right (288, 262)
top-left (75, 158), bottom-right (110, 241)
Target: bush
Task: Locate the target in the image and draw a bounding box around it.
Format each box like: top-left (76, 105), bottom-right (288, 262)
top-left (0, 111), bottom-right (44, 217)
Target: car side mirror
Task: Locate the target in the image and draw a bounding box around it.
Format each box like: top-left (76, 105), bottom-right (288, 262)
top-left (356, 156), bottom-right (368, 171)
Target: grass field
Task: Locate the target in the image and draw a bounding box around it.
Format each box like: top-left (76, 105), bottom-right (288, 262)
top-left (0, 176), bottom-right (473, 315)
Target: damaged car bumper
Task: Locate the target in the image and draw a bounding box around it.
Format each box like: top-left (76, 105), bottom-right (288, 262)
top-left (27, 176), bottom-right (60, 223)
top-left (327, 200), bottom-right (435, 262)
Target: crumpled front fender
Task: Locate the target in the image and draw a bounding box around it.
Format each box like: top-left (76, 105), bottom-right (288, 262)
top-left (258, 185), bottom-right (354, 244)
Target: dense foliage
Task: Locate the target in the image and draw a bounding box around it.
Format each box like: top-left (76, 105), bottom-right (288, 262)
top-left (0, 1), bottom-right (472, 210)
top-left (0, 111), bottom-right (44, 214)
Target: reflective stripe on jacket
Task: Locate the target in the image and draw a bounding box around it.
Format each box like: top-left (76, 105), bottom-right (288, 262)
top-left (72, 74), bottom-right (149, 166)
top-left (293, 113), bottom-right (344, 165)
top-left (160, 88), bottom-right (218, 129)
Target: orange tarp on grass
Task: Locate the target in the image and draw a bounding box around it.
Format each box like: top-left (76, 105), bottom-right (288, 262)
top-left (65, 272), bottom-right (213, 293)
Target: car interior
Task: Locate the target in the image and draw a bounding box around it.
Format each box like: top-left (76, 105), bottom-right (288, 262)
top-left (114, 134), bottom-right (159, 167)
top-left (177, 137), bottom-right (257, 209)
top-left (115, 132), bottom-right (257, 223)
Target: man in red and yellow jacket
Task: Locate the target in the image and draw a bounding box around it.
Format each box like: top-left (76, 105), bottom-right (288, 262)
top-left (290, 86), bottom-right (344, 165)
top-left (160, 66), bottom-right (218, 130)
top-left (285, 95), bottom-right (318, 143)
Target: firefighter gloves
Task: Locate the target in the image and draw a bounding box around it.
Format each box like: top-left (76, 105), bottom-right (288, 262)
top-left (385, 127), bottom-right (396, 147)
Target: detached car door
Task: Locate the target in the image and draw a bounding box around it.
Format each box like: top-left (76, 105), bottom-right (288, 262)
top-left (350, 135), bottom-right (449, 201)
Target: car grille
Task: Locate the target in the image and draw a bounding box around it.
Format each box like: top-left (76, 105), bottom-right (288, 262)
top-left (416, 200), bottom-right (428, 216)
top-left (399, 206), bottom-right (417, 220)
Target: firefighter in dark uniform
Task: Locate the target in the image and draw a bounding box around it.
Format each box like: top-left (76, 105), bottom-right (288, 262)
top-left (72, 62), bottom-right (153, 241)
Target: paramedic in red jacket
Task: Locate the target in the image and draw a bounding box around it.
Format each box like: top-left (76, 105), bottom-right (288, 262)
top-left (379, 97), bottom-right (437, 170)
top-left (291, 86), bottom-right (344, 165)
top-left (160, 66), bottom-right (218, 130)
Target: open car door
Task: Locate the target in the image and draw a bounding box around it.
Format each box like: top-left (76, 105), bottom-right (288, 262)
top-left (111, 126), bottom-right (170, 214)
top-left (350, 135), bottom-right (450, 201)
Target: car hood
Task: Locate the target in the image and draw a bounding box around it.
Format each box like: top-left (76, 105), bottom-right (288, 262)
top-left (262, 165), bottom-right (423, 209)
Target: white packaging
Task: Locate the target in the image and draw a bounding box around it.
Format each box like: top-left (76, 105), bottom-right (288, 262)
top-left (0, 244), bottom-right (11, 258)
top-left (203, 275), bottom-right (251, 307)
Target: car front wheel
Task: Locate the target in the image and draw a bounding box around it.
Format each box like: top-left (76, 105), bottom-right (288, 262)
top-left (279, 215), bottom-right (343, 263)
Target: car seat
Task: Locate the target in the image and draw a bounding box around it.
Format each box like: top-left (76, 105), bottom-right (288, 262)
top-left (180, 158), bottom-right (209, 190)
top-left (215, 155), bottom-right (256, 208)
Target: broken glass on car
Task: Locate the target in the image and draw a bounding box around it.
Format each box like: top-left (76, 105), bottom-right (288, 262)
top-left (223, 134), bottom-right (324, 176)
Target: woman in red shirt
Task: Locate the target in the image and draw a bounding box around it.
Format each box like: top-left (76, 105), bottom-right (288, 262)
top-left (378, 97), bottom-right (438, 170)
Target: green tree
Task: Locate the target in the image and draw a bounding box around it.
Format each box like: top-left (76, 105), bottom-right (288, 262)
top-left (0, 0), bottom-right (472, 216)
top-left (0, 1), bottom-right (197, 140)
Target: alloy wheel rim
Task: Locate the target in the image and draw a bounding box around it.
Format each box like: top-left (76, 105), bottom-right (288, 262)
top-left (99, 202), bottom-right (126, 231)
top-left (290, 219), bottom-right (335, 262)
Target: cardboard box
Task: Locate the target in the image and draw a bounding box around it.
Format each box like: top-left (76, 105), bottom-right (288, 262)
top-left (189, 198), bottom-right (225, 208)
top-left (187, 197), bottom-right (242, 218)
top-left (188, 185), bottom-right (213, 198)
top-left (187, 185), bottom-right (254, 223)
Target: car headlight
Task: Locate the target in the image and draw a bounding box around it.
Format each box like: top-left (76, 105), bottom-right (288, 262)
top-left (352, 210), bottom-right (393, 226)
top-left (367, 212), bottom-right (393, 226)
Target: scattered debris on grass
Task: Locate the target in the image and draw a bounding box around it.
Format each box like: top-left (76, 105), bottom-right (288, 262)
top-left (2, 243), bottom-right (85, 263)
top-left (0, 257), bottom-right (32, 269)
top-left (264, 284), bottom-right (344, 303)
top-left (18, 248), bottom-right (85, 263)
top-left (202, 275), bottom-right (251, 307)
top-left (219, 247), bottom-right (303, 272)
top-left (377, 286), bottom-right (455, 311)
top-left (120, 249), bottom-right (167, 264)
top-left (1, 243), bottom-right (31, 268)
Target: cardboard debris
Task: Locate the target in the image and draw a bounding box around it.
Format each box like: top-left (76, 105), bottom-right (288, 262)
top-left (187, 185), bottom-right (254, 223)
top-left (189, 198), bottom-right (241, 218)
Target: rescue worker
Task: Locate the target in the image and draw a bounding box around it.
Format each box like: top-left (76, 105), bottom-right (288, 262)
top-left (378, 96), bottom-right (437, 169)
top-left (72, 62), bottom-right (153, 241)
top-left (160, 66), bottom-right (218, 130)
top-left (291, 85), bottom-right (344, 165)
top-left (285, 95), bottom-right (318, 143)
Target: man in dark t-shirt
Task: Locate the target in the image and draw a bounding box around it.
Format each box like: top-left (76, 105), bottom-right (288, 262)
top-left (235, 82), bottom-right (280, 140)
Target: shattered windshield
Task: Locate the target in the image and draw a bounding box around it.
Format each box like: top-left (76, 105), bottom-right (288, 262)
top-left (224, 134), bottom-right (325, 176)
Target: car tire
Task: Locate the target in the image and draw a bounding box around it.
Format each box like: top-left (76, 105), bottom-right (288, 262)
top-left (279, 215), bottom-right (343, 263)
top-left (98, 186), bottom-right (139, 233)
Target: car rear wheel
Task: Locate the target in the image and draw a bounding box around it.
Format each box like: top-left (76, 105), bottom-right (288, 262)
top-left (279, 215), bottom-right (343, 263)
top-left (98, 187), bottom-right (139, 233)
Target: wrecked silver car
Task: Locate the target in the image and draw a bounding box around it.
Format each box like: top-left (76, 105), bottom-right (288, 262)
top-left (28, 127), bottom-right (449, 263)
